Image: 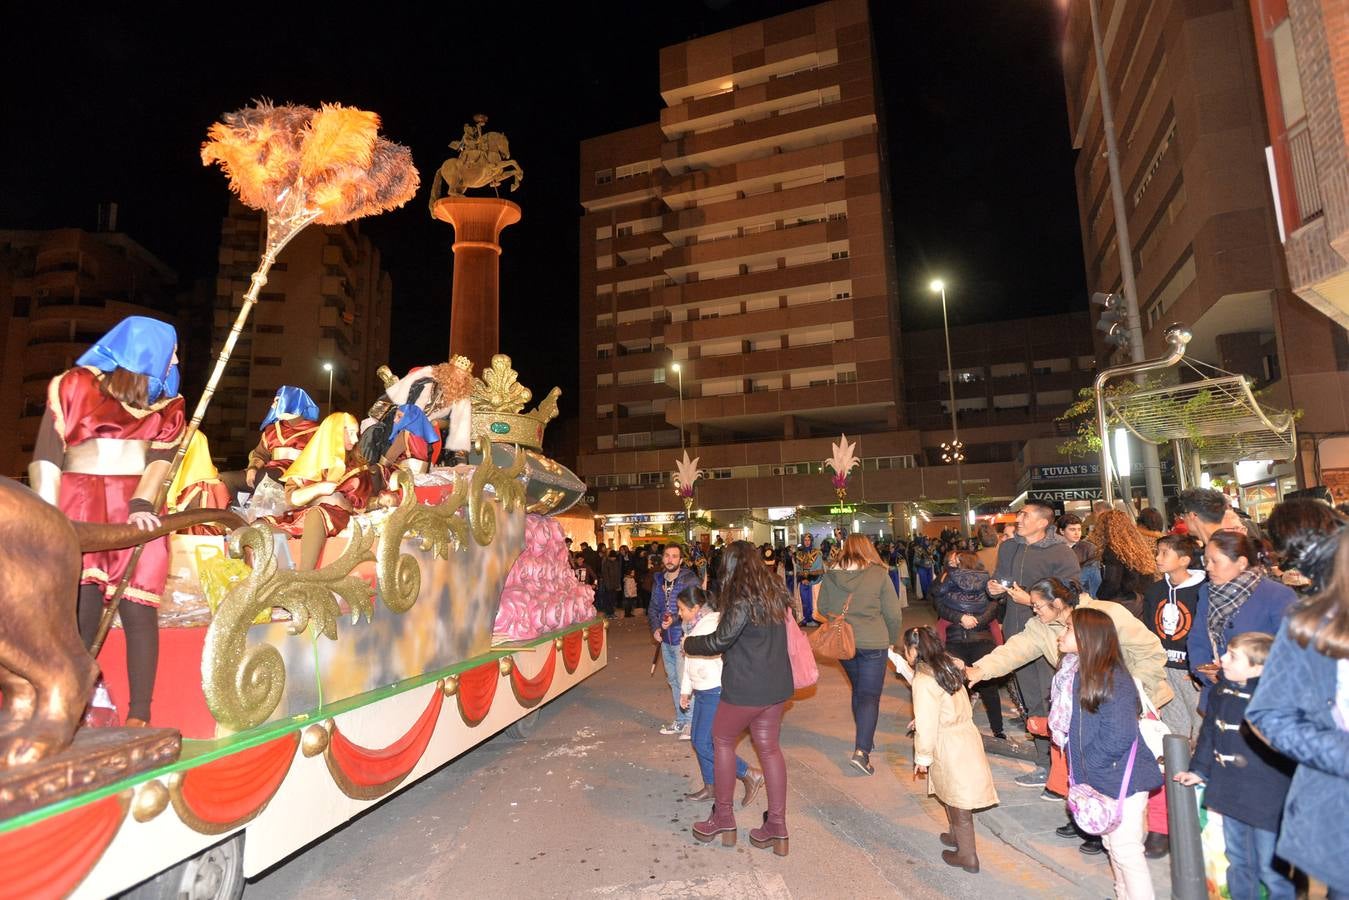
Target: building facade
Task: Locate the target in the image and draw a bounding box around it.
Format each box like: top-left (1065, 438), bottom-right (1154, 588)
top-left (0, 226), bottom-right (181, 479)
top-left (576, 0), bottom-right (1098, 545)
top-left (1247, 0), bottom-right (1349, 498)
top-left (1061, 0), bottom-right (1348, 508)
top-left (202, 200), bottom-right (394, 465)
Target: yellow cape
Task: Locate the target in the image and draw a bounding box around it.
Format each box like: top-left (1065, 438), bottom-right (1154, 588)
top-left (283, 412), bottom-right (357, 483)
top-left (168, 431), bottom-right (220, 503)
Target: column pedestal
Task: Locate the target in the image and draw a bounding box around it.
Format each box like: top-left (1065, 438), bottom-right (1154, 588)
top-left (431, 197), bottom-right (522, 367)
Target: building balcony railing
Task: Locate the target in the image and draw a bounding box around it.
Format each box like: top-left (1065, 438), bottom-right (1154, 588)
top-left (1287, 119), bottom-right (1323, 226)
top-left (664, 294), bottom-right (854, 346)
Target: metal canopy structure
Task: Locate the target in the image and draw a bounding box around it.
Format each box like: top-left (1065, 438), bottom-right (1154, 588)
top-left (1107, 373), bottom-right (1297, 464)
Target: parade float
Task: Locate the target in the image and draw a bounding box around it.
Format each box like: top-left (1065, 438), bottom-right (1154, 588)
top-left (0, 104), bottom-right (604, 900)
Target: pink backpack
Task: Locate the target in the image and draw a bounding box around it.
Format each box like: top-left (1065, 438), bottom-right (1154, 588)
top-left (785, 618), bottom-right (818, 689)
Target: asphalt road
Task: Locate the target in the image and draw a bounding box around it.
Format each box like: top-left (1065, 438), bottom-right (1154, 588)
top-left (247, 610), bottom-right (1104, 899)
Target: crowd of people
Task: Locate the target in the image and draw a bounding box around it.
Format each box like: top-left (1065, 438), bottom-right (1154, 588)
top-left (636, 491), bottom-right (1349, 899)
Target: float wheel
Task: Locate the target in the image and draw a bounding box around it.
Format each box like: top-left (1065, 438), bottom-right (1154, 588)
top-left (119, 833), bottom-right (245, 900)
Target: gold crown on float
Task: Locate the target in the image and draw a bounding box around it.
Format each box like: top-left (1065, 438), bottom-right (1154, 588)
top-left (450, 354), bottom-right (473, 373)
top-left (470, 354), bottom-right (559, 450)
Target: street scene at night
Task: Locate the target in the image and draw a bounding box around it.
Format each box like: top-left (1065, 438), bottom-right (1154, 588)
top-left (1, 1), bottom-right (1348, 899)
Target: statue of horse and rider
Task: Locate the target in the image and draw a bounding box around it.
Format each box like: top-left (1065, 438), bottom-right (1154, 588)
top-left (428, 114), bottom-right (524, 209)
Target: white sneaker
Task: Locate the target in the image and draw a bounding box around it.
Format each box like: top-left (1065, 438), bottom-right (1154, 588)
top-left (678, 725), bottom-right (693, 741)
top-left (659, 722), bottom-right (682, 735)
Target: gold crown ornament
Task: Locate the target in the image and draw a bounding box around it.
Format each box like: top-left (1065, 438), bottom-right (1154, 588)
top-left (470, 355), bottom-right (559, 450)
top-left (450, 354), bottom-right (474, 373)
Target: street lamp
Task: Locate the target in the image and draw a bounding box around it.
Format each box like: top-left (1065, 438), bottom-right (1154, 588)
top-left (930, 279), bottom-right (968, 537)
top-left (322, 362), bottom-right (334, 415)
top-left (672, 362), bottom-right (685, 452)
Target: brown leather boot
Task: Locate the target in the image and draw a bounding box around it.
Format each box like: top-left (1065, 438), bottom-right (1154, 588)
top-left (684, 784), bottom-right (714, 801)
top-left (749, 811), bottom-right (789, 856)
top-left (939, 802), bottom-right (957, 848)
top-left (739, 767), bottom-right (765, 808)
top-left (940, 807), bottom-right (979, 873)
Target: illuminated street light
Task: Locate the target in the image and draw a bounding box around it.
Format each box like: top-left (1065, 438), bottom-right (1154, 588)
top-left (322, 361), bottom-right (334, 414)
top-left (931, 279), bottom-right (967, 537)
top-left (672, 362), bottom-right (685, 452)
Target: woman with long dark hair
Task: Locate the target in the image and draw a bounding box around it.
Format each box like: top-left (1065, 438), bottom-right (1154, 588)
top-left (683, 540), bottom-right (794, 855)
top-left (1246, 528), bottom-right (1349, 896)
top-left (903, 626), bottom-right (997, 873)
top-left (1060, 607), bottom-right (1163, 899)
top-left (1088, 509), bottom-right (1158, 619)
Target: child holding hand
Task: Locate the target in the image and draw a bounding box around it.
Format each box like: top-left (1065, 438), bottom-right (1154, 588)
top-left (901, 626), bottom-right (998, 874)
top-left (1173, 632), bottom-right (1295, 900)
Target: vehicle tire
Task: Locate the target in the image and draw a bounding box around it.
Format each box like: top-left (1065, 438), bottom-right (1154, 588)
top-left (504, 710), bottom-right (541, 741)
top-left (119, 833), bottom-right (246, 900)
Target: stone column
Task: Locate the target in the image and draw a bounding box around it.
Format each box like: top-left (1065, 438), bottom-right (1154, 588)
top-left (431, 197), bottom-right (522, 367)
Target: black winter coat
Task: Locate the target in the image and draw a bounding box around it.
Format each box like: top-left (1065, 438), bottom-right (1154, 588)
top-left (934, 569), bottom-right (998, 643)
top-left (1191, 675), bottom-right (1294, 832)
top-left (684, 600), bottom-right (793, 707)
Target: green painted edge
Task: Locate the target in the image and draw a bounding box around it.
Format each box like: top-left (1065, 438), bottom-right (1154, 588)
top-left (0, 617), bottom-right (604, 835)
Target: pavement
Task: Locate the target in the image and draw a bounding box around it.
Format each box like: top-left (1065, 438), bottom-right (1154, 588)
top-left (245, 601), bottom-right (1173, 899)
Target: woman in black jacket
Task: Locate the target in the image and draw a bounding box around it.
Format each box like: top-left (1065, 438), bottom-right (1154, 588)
top-left (684, 540), bottom-right (794, 855)
top-left (933, 551), bottom-right (1004, 740)
top-left (1088, 509), bottom-right (1157, 620)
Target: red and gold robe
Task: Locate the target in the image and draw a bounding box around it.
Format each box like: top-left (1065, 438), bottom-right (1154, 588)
top-left (247, 420), bottom-right (319, 480)
top-left (263, 466), bottom-right (377, 538)
top-left (44, 367), bottom-right (186, 606)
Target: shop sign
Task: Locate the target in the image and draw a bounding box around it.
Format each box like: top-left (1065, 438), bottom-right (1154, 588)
top-left (1028, 488), bottom-right (1104, 502)
top-left (828, 504), bottom-right (857, 514)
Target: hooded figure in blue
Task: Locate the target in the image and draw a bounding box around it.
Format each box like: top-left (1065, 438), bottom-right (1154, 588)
top-left (75, 316), bottom-right (180, 401)
top-left (260, 386), bottom-right (320, 429)
top-left (376, 404), bottom-right (443, 475)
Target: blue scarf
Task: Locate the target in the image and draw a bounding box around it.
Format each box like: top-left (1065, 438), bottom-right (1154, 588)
top-left (260, 385), bottom-right (320, 429)
top-left (75, 316), bottom-right (179, 402)
top-left (387, 404), bottom-right (439, 445)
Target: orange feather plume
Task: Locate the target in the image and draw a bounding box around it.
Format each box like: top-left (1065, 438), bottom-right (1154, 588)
top-left (201, 100), bottom-right (418, 225)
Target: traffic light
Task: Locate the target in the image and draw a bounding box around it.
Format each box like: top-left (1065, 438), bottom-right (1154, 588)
top-left (1091, 292), bottom-right (1130, 348)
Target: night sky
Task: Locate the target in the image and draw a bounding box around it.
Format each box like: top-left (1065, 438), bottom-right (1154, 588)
top-left (1, 1), bottom-right (1084, 429)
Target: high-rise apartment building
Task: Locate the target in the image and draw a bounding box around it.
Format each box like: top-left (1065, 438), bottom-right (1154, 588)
top-left (576, 0), bottom-right (1098, 543)
top-left (1247, 0), bottom-right (1349, 495)
top-left (0, 225), bottom-right (181, 479)
top-left (1061, 0), bottom-right (1347, 505)
top-left (202, 200), bottom-right (393, 464)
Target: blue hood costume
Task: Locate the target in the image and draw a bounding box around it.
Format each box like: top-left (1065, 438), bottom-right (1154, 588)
top-left (75, 316), bottom-right (180, 402)
top-left (387, 404), bottom-right (439, 445)
top-left (260, 386), bottom-right (320, 429)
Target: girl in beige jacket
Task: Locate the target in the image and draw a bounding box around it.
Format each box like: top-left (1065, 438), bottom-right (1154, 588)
top-left (902, 625), bottom-right (999, 874)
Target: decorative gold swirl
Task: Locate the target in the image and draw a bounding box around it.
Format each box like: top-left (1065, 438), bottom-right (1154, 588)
top-left (469, 444), bottom-right (526, 546)
top-left (203, 522), bottom-right (377, 732)
top-left (376, 468), bottom-right (470, 613)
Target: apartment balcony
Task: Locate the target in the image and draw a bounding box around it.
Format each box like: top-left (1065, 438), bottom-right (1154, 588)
top-left (663, 178), bottom-right (848, 241)
top-left (596, 256), bottom-right (667, 287)
top-left (662, 97), bottom-right (876, 172)
top-left (665, 294), bottom-right (855, 345)
top-left (661, 219), bottom-right (846, 277)
top-left (662, 143), bottom-right (846, 207)
top-left (580, 169), bottom-right (663, 212)
top-left (660, 59), bottom-right (871, 134)
top-left (682, 341), bottom-right (845, 382)
top-left (653, 257), bottom-right (850, 311)
top-left (595, 381), bottom-right (677, 405)
top-left (667, 378), bottom-right (893, 428)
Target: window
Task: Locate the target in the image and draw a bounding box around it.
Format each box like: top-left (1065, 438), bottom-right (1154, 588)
top-left (596, 404), bottom-right (614, 418)
top-left (939, 367), bottom-right (983, 384)
top-left (989, 362), bottom-right (1026, 378)
top-left (595, 169), bottom-right (613, 185)
top-left (834, 290), bottom-right (851, 300)
top-left (652, 368), bottom-right (665, 384)
top-left (596, 373), bottom-right (613, 387)
top-left (993, 393), bottom-right (1029, 409)
top-left (1144, 251), bottom-right (1196, 329)
top-left (596, 314), bottom-right (614, 329)
top-left (830, 250), bottom-right (850, 260)
top-left (1031, 358), bottom-right (1069, 375)
top-left (595, 226), bottom-right (612, 241)
top-left (597, 435), bottom-right (614, 450)
top-left (596, 344), bottom-right (613, 359)
top-left (616, 225), bottom-right (633, 237)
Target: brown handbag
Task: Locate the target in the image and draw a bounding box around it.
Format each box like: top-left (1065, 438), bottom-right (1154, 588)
top-left (808, 593), bottom-right (856, 660)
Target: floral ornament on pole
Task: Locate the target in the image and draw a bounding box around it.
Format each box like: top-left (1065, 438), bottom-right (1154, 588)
top-left (825, 434), bottom-right (860, 503)
top-left (673, 450), bottom-right (702, 539)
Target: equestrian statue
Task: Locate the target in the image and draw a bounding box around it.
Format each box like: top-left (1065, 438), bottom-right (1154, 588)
top-left (427, 114), bottom-right (524, 210)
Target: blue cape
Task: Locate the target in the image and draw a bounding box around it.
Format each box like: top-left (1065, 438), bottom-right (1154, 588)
top-left (260, 385), bottom-right (321, 429)
top-left (388, 404), bottom-right (439, 446)
top-left (75, 316), bottom-right (180, 402)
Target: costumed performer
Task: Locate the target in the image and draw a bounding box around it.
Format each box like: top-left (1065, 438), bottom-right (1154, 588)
top-left (438, 354), bottom-right (475, 465)
top-left (793, 532), bottom-right (824, 627)
top-left (227, 385), bottom-right (321, 495)
top-left (373, 403), bottom-right (442, 503)
top-left (264, 412), bottom-right (376, 571)
top-left (167, 430), bottom-right (232, 535)
top-left (28, 316), bottom-right (185, 727)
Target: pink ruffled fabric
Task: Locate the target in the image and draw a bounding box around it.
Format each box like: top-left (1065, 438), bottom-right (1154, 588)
top-left (493, 515), bottom-right (596, 640)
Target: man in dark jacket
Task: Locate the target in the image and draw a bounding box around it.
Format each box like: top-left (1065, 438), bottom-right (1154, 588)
top-left (987, 500), bottom-right (1080, 786)
top-left (648, 544), bottom-right (700, 736)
